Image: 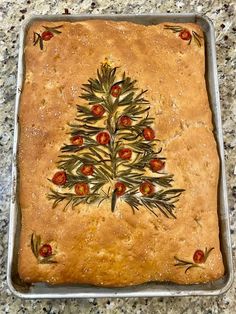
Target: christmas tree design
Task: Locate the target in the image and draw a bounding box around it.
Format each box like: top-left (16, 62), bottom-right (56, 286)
top-left (48, 61), bottom-right (184, 218)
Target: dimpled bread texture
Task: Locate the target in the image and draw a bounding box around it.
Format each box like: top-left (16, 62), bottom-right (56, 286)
top-left (18, 20), bottom-right (224, 286)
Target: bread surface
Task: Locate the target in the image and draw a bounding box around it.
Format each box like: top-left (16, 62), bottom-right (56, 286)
top-left (18, 20), bottom-right (224, 286)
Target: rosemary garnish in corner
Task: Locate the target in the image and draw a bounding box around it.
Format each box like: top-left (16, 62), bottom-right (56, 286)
top-left (164, 25), bottom-right (203, 47)
top-left (31, 232), bottom-right (57, 264)
top-left (33, 25), bottom-right (63, 50)
top-left (174, 247), bottom-right (214, 273)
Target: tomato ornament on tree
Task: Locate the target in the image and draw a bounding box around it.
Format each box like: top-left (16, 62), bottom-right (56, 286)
top-left (115, 182), bottom-right (126, 196)
top-left (71, 135), bottom-right (83, 146)
top-left (91, 104), bottom-right (105, 117)
top-left (41, 31), bottom-right (54, 41)
top-left (75, 183), bottom-right (89, 196)
top-left (193, 250), bottom-right (205, 264)
top-left (111, 84), bottom-right (121, 97)
top-left (140, 181), bottom-right (155, 196)
top-left (149, 159), bottom-right (165, 172)
top-left (143, 127), bottom-right (155, 141)
top-left (119, 115), bottom-right (132, 127)
top-left (96, 131), bottom-right (111, 145)
top-left (39, 244), bottom-right (52, 257)
top-left (179, 29), bottom-right (192, 41)
top-left (80, 164), bottom-right (94, 176)
top-left (118, 148), bottom-right (132, 160)
top-left (52, 171), bottom-right (67, 186)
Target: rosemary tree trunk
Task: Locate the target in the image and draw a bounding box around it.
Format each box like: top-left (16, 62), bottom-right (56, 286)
top-left (106, 93), bottom-right (118, 180)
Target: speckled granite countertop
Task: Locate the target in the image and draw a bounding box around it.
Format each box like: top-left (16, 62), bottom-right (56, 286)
top-left (0, 0), bottom-right (235, 312)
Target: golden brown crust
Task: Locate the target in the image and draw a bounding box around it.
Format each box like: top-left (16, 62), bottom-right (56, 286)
top-left (18, 20), bottom-right (224, 286)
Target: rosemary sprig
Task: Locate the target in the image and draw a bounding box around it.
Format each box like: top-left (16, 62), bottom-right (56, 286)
top-left (203, 247), bottom-right (214, 261)
top-left (31, 232), bottom-right (41, 258)
top-left (33, 32), bottom-right (43, 50)
top-left (164, 25), bottom-right (183, 33)
top-left (48, 189), bottom-right (101, 210)
top-left (43, 25), bottom-right (63, 34)
top-left (192, 31), bottom-right (203, 47)
top-left (123, 189), bottom-right (184, 218)
top-left (174, 257), bottom-right (202, 273)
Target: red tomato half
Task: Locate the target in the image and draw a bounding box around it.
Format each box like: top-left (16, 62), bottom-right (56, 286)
top-left (71, 135), bottom-right (83, 146)
top-left (179, 29), bottom-right (192, 41)
top-left (140, 181), bottom-right (155, 196)
top-left (118, 148), bottom-right (132, 160)
top-left (143, 127), bottom-right (155, 141)
top-left (91, 104), bottom-right (105, 117)
top-left (149, 159), bottom-right (165, 172)
top-left (193, 250), bottom-right (205, 264)
top-left (41, 31), bottom-right (54, 41)
top-left (96, 131), bottom-right (111, 145)
top-left (52, 171), bottom-right (67, 185)
top-left (80, 164), bottom-right (94, 176)
top-left (39, 244), bottom-right (52, 257)
top-left (74, 182), bottom-right (89, 196)
top-left (115, 182), bottom-right (126, 196)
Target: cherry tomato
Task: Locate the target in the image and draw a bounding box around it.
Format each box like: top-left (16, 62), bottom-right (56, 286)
top-left (149, 159), bottom-right (165, 172)
top-left (119, 115), bottom-right (132, 127)
top-left (193, 250), bottom-right (205, 264)
top-left (91, 104), bottom-right (105, 117)
top-left (74, 182), bottom-right (89, 196)
top-left (115, 182), bottom-right (126, 196)
top-left (179, 29), bottom-right (192, 41)
top-left (96, 131), bottom-right (111, 145)
top-left (39, 244), bottom-right (52, 257)
top-left (71, 135), bottom-right (83, 146)
top-left (143, 127), bottom-right (155, 141)
top-left (140, 181), bottom-right (155, 196)
top-left (111, 84), bottom-right (121, 97)
top-left (52, 171), bottom-right (67, 185)
top-left (80, 164), bottom-right (94, 176)
top-left (41, 31), bottom-right (54, 41)
top-left (118, 148), bottom-right (132, 160)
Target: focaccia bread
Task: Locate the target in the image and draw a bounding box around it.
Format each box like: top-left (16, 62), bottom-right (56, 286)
top-left (18, 20), bottom-right (224, 286)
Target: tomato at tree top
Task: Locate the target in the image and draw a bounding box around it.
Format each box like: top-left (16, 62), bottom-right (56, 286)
top-left (52, 171), bottom-right (67, 186)
top-left (143, 127), bottom-right (155, 141)
top-left (41, 31), bottom-right (54, 41)
top-left (115, 182), bottom-right (126, 196)
top-left (111, 84), bottom-right (121, 97)
top-left (74, 182), bottom-right (89, 196)
top-left (193, 250), bottom-right (205, 264)
top-left (91, 104), bottom-right (105, 117)
top-left (96, 131), bottom-right (111, 145)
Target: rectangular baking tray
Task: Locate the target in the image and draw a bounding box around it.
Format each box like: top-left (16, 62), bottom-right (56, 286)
top-left (7, 13), bottom-right (233, 298)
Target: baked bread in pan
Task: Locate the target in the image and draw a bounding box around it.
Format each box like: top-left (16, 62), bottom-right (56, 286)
top-left (18, 20), bottom-right (224, 286)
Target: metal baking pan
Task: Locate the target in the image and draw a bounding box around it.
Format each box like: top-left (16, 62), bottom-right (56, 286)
top-left (7, 13), bottom-right (233, 298)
